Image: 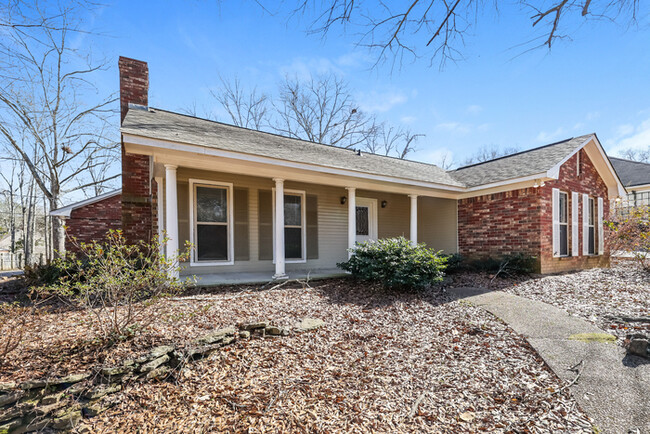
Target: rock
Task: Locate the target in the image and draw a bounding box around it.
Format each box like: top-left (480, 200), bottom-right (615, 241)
top-left (52, 408), bottom-right (82, 430)
top-left (239, 330), bottom-right (250, 339)
top-left (169, 350), bottom-right (185, 368)
top-left (265, 326), bottom-right (289, 336)
top-left (459, 411), bottom-right (475, 422)
top-left (195, 327), bottom-right (236, 345)
top-left (0, 382), bottom-right (16, 392)
top-left (34, 399), bottom-right (67, 416)
top-left (149, 345), bottom-right (175, 359)
top-left (0, 418), bottom-right (23, 433)
top-left (57, 373), bottom-right (90, 384)
top-left (627, 338), bottom-right (649, 358)
top-left (123, 358), bottom-right (137, 369)
top-left (0, 403), bottom-right (33, 423)
top-left (242, 321), bottom-right (267, 331)
top-left (40, 391), bottom-right (65, 405)
top-left (82, 384), bottom-right (121, 400)
top-left (66, 382), bottom-right (88, 396)
top-left (19, 379), bottom-right (48, 390)
top-left (9, 417), bottom-right (50, 434)
top-left (186, 344), bottom-right (221, 360)
top-left (146, 365), bottom-right (171, 380)
top-left (101, 366), bottom-right (129, 377)
top-left (295, 318), bottom-right (325, 333)
top-left (0, 391), bottom-right (24, 407)
top-left (140, 354), bottom-right (170, 373)
top-left (82, 402), bottom-right (112, 418)
top-left (222, 336), bottom-right (235, 346)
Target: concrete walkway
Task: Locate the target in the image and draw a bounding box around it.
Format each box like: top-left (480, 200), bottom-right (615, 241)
top-left (448, 288), bottom-right (650, 434)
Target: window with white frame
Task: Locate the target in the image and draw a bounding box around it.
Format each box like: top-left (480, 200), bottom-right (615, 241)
top-left (587, 197), bottom-right (596, 255)
top-left (558, 192), bottom-right (569, 256)
top-left (191, 181), bottom-right (233, 264)
top-left (273, 190), bottom-right (306, 262)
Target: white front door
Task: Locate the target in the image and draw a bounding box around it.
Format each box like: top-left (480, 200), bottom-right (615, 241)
top-left (355, 197), bottom-right (378, 244)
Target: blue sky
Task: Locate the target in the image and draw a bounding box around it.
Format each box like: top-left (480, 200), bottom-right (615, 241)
top-left (86, 1), bottom-right (650, 167)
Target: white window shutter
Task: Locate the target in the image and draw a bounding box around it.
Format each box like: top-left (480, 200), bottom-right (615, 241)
top-left (597, 197), bottom-right (604, 255)
top-left (571, 192), bottom-right (579, 256)
top-left (552, 188), bottom-right (560, 257)
top-left (582, 193), bottom-right (589, 255)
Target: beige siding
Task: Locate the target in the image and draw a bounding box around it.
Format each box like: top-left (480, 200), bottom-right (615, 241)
top-left (173, 168), bottom-right (457, 276)
top-left (418, 197), bottom-right (458, 253)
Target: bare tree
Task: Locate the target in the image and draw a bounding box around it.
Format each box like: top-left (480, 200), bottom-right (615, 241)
top-left (0, 2), bottom-right (119, 257)
top-left (366, 123), bottom-right (421, 158)
top-left (283, 0), bottom-right (643, 68)
top-left (274, 73), bottom-right (375, 149)
top-left (618, 147), bottom-right (650, 163)
top-left (211, 77), bottom-right (269, 130)
top-left (462, 144), bottom-right (521, 166)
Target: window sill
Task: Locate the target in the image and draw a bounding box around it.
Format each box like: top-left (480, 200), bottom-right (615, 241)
top-left (190, 260), bottom-right (235, 267)
top-left (272, 259), bottom-right (307, 264)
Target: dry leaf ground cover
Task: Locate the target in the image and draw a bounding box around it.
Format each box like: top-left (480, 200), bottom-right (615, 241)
top-left (1, 278), bottom-right (595, 432)
top-left (500, 262), bottom-right (650, 341)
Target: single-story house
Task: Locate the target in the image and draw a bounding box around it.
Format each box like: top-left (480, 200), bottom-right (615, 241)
top-left (610, 157), bottom-right (650, 208)
top-left (53, 57), bottom-right (628, 282)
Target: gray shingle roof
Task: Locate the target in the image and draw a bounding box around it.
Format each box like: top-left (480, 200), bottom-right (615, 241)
top-left (609, 157), bottom-right (650, 187)
top-left (121, 108), bottom-right (465, 188)
top-left (451, 135), bottom-right (593, 187)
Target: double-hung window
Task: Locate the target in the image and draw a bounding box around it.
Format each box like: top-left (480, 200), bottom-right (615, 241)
top-left (191, 180), bottom-right (234, 265)
top-left (587, 197), bottom-right (596, 255)
top-left (558, 192), bottom-right (569, 256)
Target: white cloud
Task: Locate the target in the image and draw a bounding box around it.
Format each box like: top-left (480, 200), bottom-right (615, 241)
top-left (400, 116), bottom-right (417, 124)
top-left (278, 57), bottom-right (344, 81)
top-left (423, 148), bottom-right (456, 169)
top-left (435, 122), bottom-right (471, 135)
top-left (358, 90), bottom-right (408, 113)
top-left (608, 118), bottom-right (650, 156)
top-left (536, 127), bottom-right (566, 143)
top-left (466, 104), bottom-right (483, 115)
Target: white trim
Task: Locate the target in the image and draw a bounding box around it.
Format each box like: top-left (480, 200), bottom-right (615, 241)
top-left (597, 197), bottom-right (604, 255)
top-left (123, 133), bottom-right (466, 192)
top-left (272, 188), bottom-right (307, 264)
top-left (50, 189), bottom-right (121, 217)
top-left (552, 188), bottom-right (560, 257)
top-left (464, 173), bottom-right (549, 192)
top-left (155, 176), bottom-right (164, 255)
top-left (346, 187), bottom-right (356, 257)
top-left (409, 194), bottom-right (418, 244)
top-left (571, 192), bottom-right (579, 256)
top-left (188, 179), bottom-right (235, 267)
top-left (165, 165), bottom-right (179, 279)
top-left (582, 193), bottom-right (589, 255)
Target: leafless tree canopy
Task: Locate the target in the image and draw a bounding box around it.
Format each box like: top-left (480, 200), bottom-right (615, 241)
top-left (618, 147), bottom-right (650, 163)
top-left (0, 1), bottom-right (119, 257)
top-left (462, 144), bottom-right (521, 166)
top-left (284, 0), bottom-right (642, 67)
top-left (204, 73), bottom-right (422, 159)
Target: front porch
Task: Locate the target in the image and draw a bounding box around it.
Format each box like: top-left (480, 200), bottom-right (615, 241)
top-left (185, 267), bottom-right (347, 286)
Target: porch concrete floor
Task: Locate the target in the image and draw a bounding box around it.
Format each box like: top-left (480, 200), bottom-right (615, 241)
top-left (182, 268), bottom-right (347, 286)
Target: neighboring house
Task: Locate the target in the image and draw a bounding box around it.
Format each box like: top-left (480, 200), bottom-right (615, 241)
top-left (609, 157), bottom-right (650, 208)
top-left (53, 57), bottom-right (627, 280)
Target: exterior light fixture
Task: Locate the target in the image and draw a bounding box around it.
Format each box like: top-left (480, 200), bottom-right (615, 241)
top-left (341, 196), bottom-right (347, 205)
top-left (381, 200), bottom-right (388, 208)
top-left (540, 181), bottom-right (546, 187)
top-left (533, 180), bottom-right (539, 188)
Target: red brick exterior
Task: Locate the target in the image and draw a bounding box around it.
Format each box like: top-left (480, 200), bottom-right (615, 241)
top-left (539, 150), bottom-right (610, 273)
top-left (64, 194), bottom-right (122, 252)
top-left (458, 149), bottom-right (611, 273)
top-left (119, 57), bottom-right (154, 245)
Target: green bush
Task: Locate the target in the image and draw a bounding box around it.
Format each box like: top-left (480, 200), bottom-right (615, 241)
top-left (34, 230), bottom-right (191, 342)
top-left (337, 237), bottom-right (447, 290)
top-left (443, 253), bottom-right (465, 274)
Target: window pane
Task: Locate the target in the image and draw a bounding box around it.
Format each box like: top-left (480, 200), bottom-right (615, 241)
top-left (197, 186), bottom-right (227, 223)
top-left (197, 224), bottom-right (228, 261)
top-left (356, 206), bottom-right (369, 235)
top-left (589, 198), bottom-right (595, 225)
top-left (560, 225), bottom-right (568, 256)
top-left (285, 227), bottom-right (302, 259)
top-left (559, 193), bottom-right (568, 223)
top-left (284, 195), bottom-right (301, 226)
top-left (589, 227), bottom-right (595, 254)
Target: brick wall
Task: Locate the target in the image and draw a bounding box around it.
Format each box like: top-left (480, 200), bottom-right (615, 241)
top-left (457, 149), bottom-right (611, 274)
top-left (65, 194), bottom-right (122, 252)
top-left (539, 150), bottom-right (610, 273)
top-left (119, 57), bottom-right (154, 245)
top-left (458, 187), bottom-right (542, 270)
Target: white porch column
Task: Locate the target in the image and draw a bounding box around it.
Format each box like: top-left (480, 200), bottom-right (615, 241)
top-left (409, 194), bottom-right (418, 245)
top-left (155, 176), bottom-right (164, 256)
top-left (165, 165), bottom-right (179, 279)
top-left (346, 187), bottom-right (356, 257)
top-left (273, 178), bottom-right (288, 279)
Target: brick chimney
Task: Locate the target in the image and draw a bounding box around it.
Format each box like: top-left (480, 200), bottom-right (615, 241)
top-left (119, 57), bottom-right (149, 123)
top-left (119, 57), bottom-right (153, 245)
